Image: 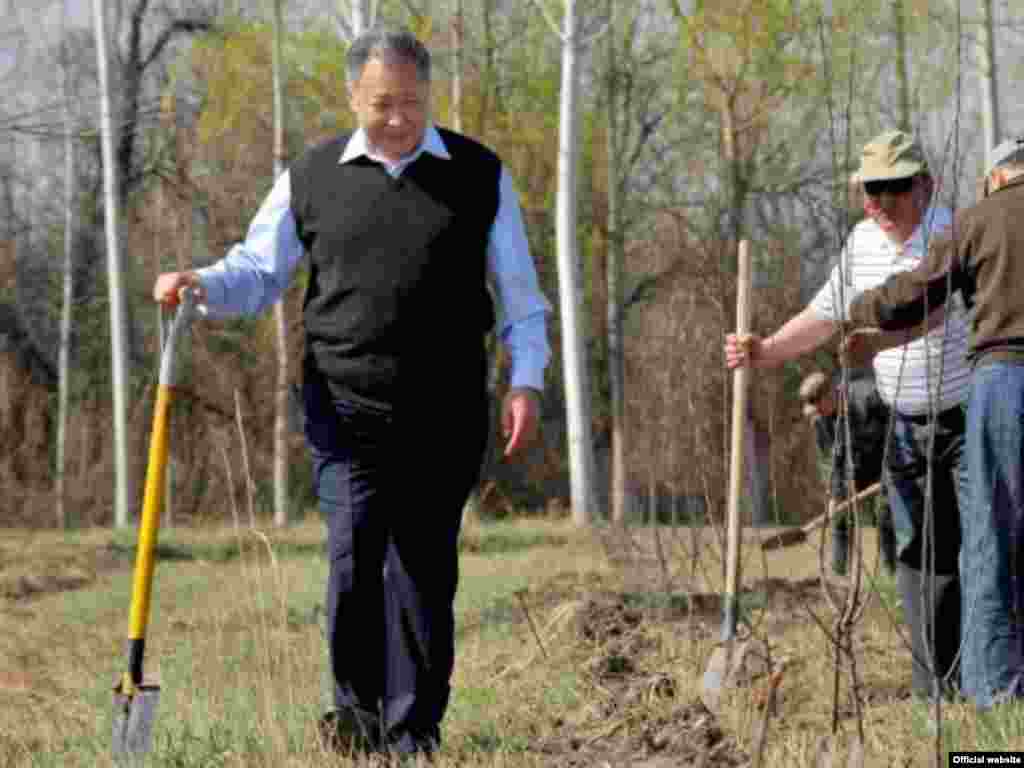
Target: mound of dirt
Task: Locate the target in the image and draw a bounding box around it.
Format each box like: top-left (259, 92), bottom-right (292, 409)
top-left (530, 591), bottom-right (751, 767)
top-left (537, 698), bottom-right (748, 768)
top-left (0, 568), bottom-right (94, 601)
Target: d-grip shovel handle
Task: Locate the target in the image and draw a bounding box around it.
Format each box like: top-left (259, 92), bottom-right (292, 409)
top-left (120, 289), bottom-right (199, 695)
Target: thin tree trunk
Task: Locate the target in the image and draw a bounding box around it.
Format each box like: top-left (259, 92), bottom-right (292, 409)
top-left (894, 0), bottom-right (910, 129)
top-left (451, 0), bottom-right (463, 133)
top-left (93, 0), bottom-right (132, 527)
top-left (720, 104), bottom-right (769, 526)
top-left (272, 0), bottom-right (290, 527)
top-left (478, 0), bottom-right (497, 133)
top-left (605, 0), bottom-right (626, 525)
top-left (56, 19), bottom-right (75, 530)
top-left (978, 0), bottom-right (1000, 168)
top-left (349, 0), bottom-right (372, 37)
top-left (556, 0), bottom-right (597, 525)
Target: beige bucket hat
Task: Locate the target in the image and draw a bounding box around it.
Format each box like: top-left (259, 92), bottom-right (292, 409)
top-left (854, 130), bottom-right (927, 183)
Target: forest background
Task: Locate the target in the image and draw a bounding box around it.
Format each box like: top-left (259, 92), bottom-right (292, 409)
top-left (1, 0), bottom-right (1022, 531)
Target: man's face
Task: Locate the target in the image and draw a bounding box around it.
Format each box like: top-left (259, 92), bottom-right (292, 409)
top-left (807, 390), bottom-right (837, 420)
top-left (349, 56), bottom-right (429, 164)
top-left (862, 175), bottom-right (925, 242)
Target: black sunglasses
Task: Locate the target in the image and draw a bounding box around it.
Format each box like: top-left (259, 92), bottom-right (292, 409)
top-left (863, 176), bottom-right (915, 197)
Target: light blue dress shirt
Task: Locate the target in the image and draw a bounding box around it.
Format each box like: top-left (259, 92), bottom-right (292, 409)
top-left (197, 124), bottom-right (552, 391)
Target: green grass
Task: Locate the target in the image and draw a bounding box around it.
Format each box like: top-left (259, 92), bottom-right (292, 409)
top-left (4, 519), bottom-right (1024, 766)
top-left (99, 518), bottom-right (567, 566)
top-left (1, 518), bottom-right (589, 767)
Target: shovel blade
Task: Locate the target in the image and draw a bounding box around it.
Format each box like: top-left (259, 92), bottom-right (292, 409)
top-left (113, 685), bottom-right (160, 762)
top-left (701, 638), bottom-right (771, 711)
top-left (700, 644), bottom-right (732, 711)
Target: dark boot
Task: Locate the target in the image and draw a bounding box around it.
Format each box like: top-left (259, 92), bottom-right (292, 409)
top-left (318, 706), bottom-right (381, 754)
top-left (897, 564), bottom-right (961, 698)
top-left (832, 515), bottom-right (850, 577)
top-left (877, 506), bottom-right (897, 574)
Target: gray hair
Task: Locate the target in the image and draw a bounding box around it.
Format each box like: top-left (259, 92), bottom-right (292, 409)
top-left (346, 27), bottom-right (431, 84)
top-left (989, 136), bottom-right (1024, 174)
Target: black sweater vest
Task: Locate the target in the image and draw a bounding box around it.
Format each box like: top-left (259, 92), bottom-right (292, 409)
top-left (290, 129), bottom-right (500, 405)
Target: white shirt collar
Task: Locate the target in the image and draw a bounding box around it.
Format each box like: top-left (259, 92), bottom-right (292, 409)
top-left (338, 123), bottom-right (451, 167)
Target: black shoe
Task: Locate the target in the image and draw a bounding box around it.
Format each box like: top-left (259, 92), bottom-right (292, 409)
top-left (317, 707), bottom-right (380, 753)
top-left (383, 729), bottom-right (439, 764)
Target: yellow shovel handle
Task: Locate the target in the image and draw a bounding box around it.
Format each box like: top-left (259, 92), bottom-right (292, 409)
top-left (128, 385), bottom-right (173, 642)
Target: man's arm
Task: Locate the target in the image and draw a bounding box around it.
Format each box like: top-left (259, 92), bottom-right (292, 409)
top-left (488, 166), bottom-right (552, 456)
top-left (155, 172), bottom-right (303, 315)
top-left (847, 233), bottom-right (965, 331)
top-left (839, 306), bottom-right (949, 367)
top-left (725, 306), bottom-right (837, 369)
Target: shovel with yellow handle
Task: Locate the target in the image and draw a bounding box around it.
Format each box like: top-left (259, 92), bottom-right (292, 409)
top-left (112, 288), bottom-right (200, 763)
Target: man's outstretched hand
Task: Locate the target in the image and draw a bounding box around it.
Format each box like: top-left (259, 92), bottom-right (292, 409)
top-left (502, 387), bottom-right (541, 458)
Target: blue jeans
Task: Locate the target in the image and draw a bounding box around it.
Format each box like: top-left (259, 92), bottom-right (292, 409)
top-left (962, 362), bottom-right (1024, 708)
top-left (886, 407), bottom-right (967, 697)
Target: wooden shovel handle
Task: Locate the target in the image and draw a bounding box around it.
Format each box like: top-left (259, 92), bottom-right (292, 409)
top-left (802, 481), bottom-right (883, 533)
top-left (723, 240), bottom-right (751, 638)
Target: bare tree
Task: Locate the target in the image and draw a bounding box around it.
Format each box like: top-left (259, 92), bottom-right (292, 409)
top-left (978, 0), bottom-right (1001, 166)
top-left (93, 0), bottom-right (132, 527)
top-left (112, 0), bottom-right (215, 205)
top-left (271, 0), bottom-right (290, 527)
top-left (450, 0), bottom-right (463, 132)
top-left (894, 0), bottom-right (911, 128)
top-left (56, 0), bottom-right (78, 530)
top-left (531, 0), bottom-right (613, 525)
top-left (604, 0), bottom-right (625, 525)
top-left (601, 1), bottom-right (665, 523)
top-left (331, 0), bottom-right (377, 40)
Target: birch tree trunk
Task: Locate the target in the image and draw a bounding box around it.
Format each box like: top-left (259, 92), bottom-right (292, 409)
top-left (92, 0), bottom-right (132, 528)
top-left (351, 0), bottom-right (371, 36)
top-left (336, 0), bottom-right (374, 40)
top-left (555, 0), bottom-right (597, 525)
top-left (56, 11), bottom-right (75, 530)
top-left (272, 0), bottom-right (290, 527)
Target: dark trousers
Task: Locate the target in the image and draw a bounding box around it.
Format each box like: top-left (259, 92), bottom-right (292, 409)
top-left (887, 408), bottom-right (966, 697)
top-left (303, 367), bottom-right (488, 747)
top-left (831, 494), bottom-right (896, 576)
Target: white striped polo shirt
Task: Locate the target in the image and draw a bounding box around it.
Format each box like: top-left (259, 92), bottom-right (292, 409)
top-left (809, 205), bottom-right (971, 416)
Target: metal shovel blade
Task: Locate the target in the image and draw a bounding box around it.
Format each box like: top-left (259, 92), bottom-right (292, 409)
top-left (700, 637), bottom-right (770, 712)
top-left (112, 684), bottom-right (160, 762)
top-left (701, 640), bottom-right (740, 711)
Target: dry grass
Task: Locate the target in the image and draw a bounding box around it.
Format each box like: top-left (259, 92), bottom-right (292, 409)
top-left (0, 518), bottom-right (1017, 767)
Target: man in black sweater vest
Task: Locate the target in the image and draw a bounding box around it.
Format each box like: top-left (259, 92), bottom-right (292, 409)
top-left (154, 27), bottom-right (551, 757)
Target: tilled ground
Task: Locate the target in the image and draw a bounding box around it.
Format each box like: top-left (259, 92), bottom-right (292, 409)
top-left (526, 591), bottom-right (751, 767)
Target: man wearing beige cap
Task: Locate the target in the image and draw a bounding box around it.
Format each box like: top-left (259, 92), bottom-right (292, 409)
top-left (725, 129), bottom-right (971, 700)
top-left (845, 134), bottom-right (1024, 709)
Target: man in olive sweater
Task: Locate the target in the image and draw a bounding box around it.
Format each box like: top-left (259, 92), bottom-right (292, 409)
top-left (846, 135), bottom-right (1024, 709)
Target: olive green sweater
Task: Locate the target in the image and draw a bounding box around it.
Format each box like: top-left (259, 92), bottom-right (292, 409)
top-left (848, 176), bottom-right (1024, 367)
